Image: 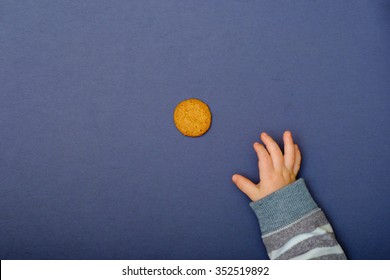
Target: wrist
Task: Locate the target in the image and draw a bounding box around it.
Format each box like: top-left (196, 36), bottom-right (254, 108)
top-left (250, 178), bottom-right (318, 235)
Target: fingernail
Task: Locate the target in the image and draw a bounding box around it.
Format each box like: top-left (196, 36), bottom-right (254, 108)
top-left (232, 175), bottom-right (237, 183)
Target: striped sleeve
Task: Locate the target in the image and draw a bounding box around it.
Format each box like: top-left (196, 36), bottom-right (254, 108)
top-left (250, 179), bottom-right (347, 260)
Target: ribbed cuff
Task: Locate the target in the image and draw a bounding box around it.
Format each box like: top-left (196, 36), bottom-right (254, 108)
top-left (250, 178), bottom-right (318, 235)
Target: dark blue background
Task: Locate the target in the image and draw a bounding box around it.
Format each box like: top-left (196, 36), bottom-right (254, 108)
top-left (1, 0), bottom-right (389, 260)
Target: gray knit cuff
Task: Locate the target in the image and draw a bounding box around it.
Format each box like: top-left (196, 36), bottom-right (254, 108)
top-left (250, 178), bottom-right (318, 235)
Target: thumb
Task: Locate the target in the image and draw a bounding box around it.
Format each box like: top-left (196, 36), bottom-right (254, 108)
top-left (232, 174), bottom-right (258, 201)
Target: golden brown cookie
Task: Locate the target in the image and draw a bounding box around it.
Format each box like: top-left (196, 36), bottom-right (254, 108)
top-left (173, 98), bottom-right (212, 137)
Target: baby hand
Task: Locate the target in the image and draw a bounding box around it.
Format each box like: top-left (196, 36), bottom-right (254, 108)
top-left (232, 131), bottom-right (301, 202)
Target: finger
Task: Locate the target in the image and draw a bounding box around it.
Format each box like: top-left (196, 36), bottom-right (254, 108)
top-left (232, 174), bottom-right (258, 201)
top-left (283, 131), bottom-right (295, 171)
top-left (293, 144), bottom-right (301, 176)
top-left (260, 132), bottom-right (284, 170)
top-left (253, 142), bottom-right (273, 179)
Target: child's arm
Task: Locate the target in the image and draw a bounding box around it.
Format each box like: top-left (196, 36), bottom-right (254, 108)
top-left (232, 131), bottom-right (346, 260)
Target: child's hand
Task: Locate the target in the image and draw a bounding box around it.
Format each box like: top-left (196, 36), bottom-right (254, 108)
top-left (232, 131), bottom-right (301, 202)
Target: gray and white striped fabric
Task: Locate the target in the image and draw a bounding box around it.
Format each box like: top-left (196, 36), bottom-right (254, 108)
top-left (250, 179), bottom-right (346, 260)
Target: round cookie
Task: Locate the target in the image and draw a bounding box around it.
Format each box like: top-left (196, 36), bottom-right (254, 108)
top-left (174, 98), bottom-right (212, 137)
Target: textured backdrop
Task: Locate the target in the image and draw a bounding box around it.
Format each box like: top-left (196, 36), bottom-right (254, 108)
top-left (1, 0), bottom-right (390, 259)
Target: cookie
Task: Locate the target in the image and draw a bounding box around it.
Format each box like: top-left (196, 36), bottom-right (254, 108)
top-left (173, 98), bottom-right (212, 137)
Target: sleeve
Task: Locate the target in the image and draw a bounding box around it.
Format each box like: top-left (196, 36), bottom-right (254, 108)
top-left (250, 178), bottom-right (347, 260)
